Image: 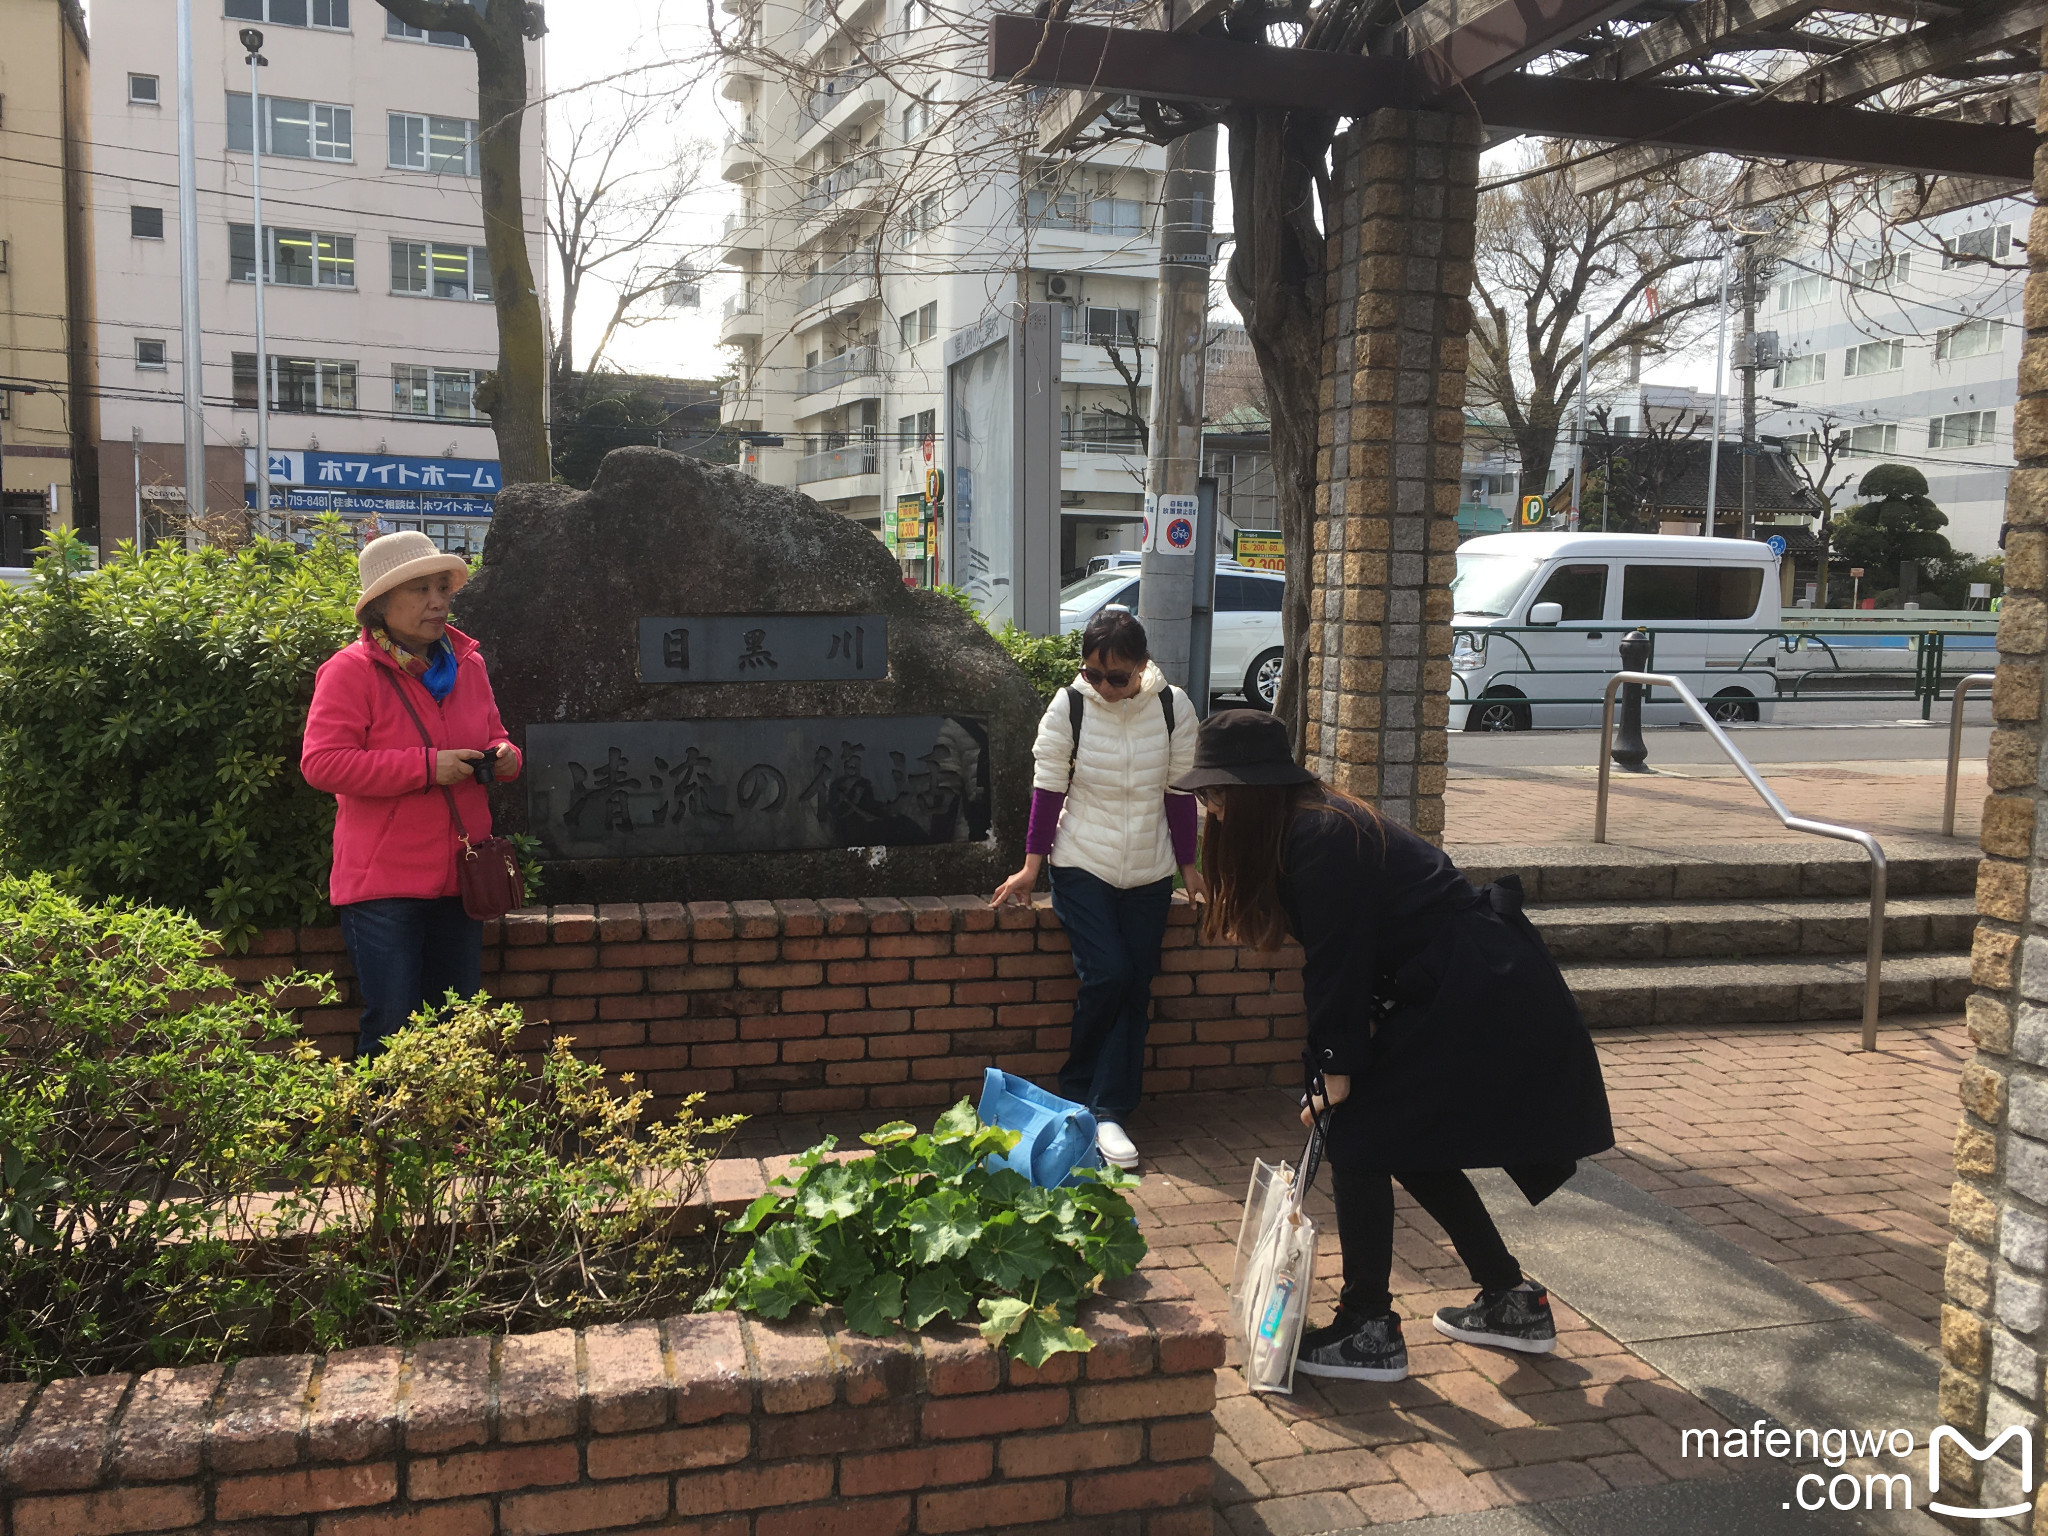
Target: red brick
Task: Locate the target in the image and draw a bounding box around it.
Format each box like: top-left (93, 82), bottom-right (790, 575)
top-left (780, 935), bottom-right (867, 960)
top-left (500, 912), bottom-right (549, 946)
top-left (956, 930), bottom-right (1036, 955)
top-left (783, 1086), bottom-right (867, 1113)
top-left (756, 1401), bottom-right (915, 1459)
top-left (315, 1502), bottom-right (493, 1536)
top-left (830, 1008), bottom-right (914, 1036)
top-left (1000, 1424), bottom-right (1144, 1477)
top-left (306, 1346), bottom-right (404, 1464)
top-left (551, 967), bottom-right (645, 996)
top-left (579, 1320), bottom-right (670, 1435)
top-left (215, 1463), bottom-right (400, 1520)
top-left (500, 1476), bottom-right (668, 1534)
top-left (827, 958), bottom-right (909, 985)
top-left (686, 901), bottom-right (736, 940)
top-left (109, 1364), bottom-right (221, 1482)
top-left (404, 1336), bottom-right (493, 1454)
top-left (739, 1012), bottom-right (827, 1039)
top-left (1080, 1306), bottom-right (1156, 1380)
top-left (646, 965), bottom-right (737, 993)
top-left (11, 1485), bottom-right (206, 1536)
top-left (840, 1440), bottom-right (995, 1496)
top-left (771, 899), bottom-right (827, 936)
top-left (756, 1496), bottom-right (911, 1536)
top-left (3, 1374), bottom-right (127, 1491)
top-left (785, 1036), bottom-right (869, 1063)
top-left (210, 1354), bottom-right (314, 1473)
top-left (869, 1032), bottom-right (951, 1058)
top-left (407, 1441), bottom-right (580, 1501)
top-left (914, 1005), bottom-right (995, 1032)
top-left (586, 1420), bottom-right (750, 1479)
top-left (667, 1313), bottom-right (752, 1423)
top-left (690, 939), bottom-right (779, 965)
top-left (1141, 1303), bottom-right (1227, 1374)
top-left (871, 935), bottom-right (950, 959)
top-left (731, 899), bottom-right (780, 938)
top-left (779, 985), bottom-right (868, 1012)
top-left (746, 1315), bottom-right (837, 1413)
top-left (673, 1458), bottom-right (834, 1515)
top-left (505, 944), bottom-right (594, 971)
top-left (913, 956), bottom-right (995, 982)
top-left (1149, 1415), bottom-right (1218, 1462)
top-left (920, 1326), bottom-right (1000, 1395)
top-left (870, 982), bottom-right (951, 1008)
top-left (595, 903), bottom-right (643, 942)
top-left (1075, 1376), bottom-right (1215, 1424)
top-left (919, 1477), bottom-right (1066, 1532)
top-left (641, 901), bottom-right (689, 941)
top-left (597, 942), bottom-right (690, 967)
top-left (735, 961), bottom-right (824, 988)
top-left (548, 906), bottom-right (598, 942)
top-left (1070, 1461), bottom-right (1213, 1515)
top-left (828, 1059), bottom-right (911, 1085)
top-left (496, 1330), bottom-right (580, 1443)
top-left (819, 897), bottom-right (870, 933)
top-left (1005, 1350), bottom-right (1081, 1388)
top-left (921, 1388), bottom-right (1069, 1439)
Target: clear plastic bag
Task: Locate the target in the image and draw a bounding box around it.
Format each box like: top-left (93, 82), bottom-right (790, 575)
top-left (1231, 1117), bottom-right (1327, 1395)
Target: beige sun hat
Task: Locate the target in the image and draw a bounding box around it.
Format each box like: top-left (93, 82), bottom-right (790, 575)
top-left (355, 530), bottom-right (470, 621)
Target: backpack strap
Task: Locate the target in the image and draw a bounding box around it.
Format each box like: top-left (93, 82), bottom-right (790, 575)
top-left (1161, 688), bottom-right (1175, 737)
top-left (1064, 686), bottom-right (1084, 788)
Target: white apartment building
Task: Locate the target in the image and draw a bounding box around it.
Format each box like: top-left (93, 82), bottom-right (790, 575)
top-left (90, 0), bottom-right (543, 554)
top-left (1758, 197), bottom-right (2023, 559)
top-left (716, 0), bottom-right (1169, 584)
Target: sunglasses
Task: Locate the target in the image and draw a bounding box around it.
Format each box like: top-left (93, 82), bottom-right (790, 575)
top-left (1081, 667), bottom-right (1133, 688)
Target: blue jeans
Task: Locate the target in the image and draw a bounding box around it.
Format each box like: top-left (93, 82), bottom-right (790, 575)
top-left (1050, 865), bottom-right (1174, 1121)
top-left (337, 896), bottom-right (483, 1059)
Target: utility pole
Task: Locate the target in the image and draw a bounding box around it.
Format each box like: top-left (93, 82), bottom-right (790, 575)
top-left (1703, 244), bottom-right (1729, 540)
top-left (1568, 318), bottom-right (1590, 533)
top-left (1135, 124), bottom-right (1217, 695)
top-left (175, 0), bottom-right (208, 526)
top-left (1738, 241), bottom-right (1759, 541)
top-left (242, 29), bottom-right (271, 536)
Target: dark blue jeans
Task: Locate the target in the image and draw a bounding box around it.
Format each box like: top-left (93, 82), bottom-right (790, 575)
top-left (1049, 865), bottom-right (1174, 1121)
top-left (337, 896), bottom-right (483, 1059)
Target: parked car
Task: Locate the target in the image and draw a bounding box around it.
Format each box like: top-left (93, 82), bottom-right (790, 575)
top-left (1083, 549), bottom-right (1253, 577)
top-left (1058, 564), bottom-right (1287, 707)
top-left (1449, 532), bottom-right (1783, 731)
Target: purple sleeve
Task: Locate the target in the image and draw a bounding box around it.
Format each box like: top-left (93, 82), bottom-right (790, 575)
top-left (1026, 788), bottom-right (1066, 856)
top-left (1166, 793), bottom-right (1198, 866)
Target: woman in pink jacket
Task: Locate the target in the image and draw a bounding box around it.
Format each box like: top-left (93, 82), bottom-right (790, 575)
top-left (301, 531), bottom-right (522, 1057)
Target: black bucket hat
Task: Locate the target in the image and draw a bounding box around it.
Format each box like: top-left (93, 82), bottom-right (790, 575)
top-left (1170, 709), bottom-right (1319, 791)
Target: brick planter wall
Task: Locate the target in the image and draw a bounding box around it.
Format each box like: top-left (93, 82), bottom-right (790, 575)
top-left (224, 897), bottom-right (1308, 1118)
top-left (0, 1302), bottom-right (1222, 1536)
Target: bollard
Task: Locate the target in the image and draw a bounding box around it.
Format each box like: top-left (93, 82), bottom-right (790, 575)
top-left (1612, 628), bottom-right (1651, 773)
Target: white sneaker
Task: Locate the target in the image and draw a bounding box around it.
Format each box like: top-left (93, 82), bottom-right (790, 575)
top-left (1096, 1121), bottom-right (1140, 1169)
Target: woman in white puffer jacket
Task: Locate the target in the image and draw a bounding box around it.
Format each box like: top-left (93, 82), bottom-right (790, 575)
top-left (992, 608), bottom-right (1202, 1169)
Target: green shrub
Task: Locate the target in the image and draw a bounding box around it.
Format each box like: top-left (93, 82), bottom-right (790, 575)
top-left (931, 583), bottom-right (1081, 702)
top-left (0, 874), bottom-right (737, 1381)
top-left (702, 1101), bottom-right (1146, 1365)
top-left (0, 525), bottom-right (360, 945)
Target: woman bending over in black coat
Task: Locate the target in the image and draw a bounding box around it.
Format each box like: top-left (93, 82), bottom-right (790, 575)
top-left (1175, 710), bottom-right (1614, 1383)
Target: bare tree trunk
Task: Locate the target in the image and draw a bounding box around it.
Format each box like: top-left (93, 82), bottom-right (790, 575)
top-left (1224, 105), bottom-right (1334, 760)
top-left (375, 0), bottom-right (550, 484)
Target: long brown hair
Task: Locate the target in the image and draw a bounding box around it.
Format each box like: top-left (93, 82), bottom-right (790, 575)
top-left (1199, 781), bottom-right (1381, 949)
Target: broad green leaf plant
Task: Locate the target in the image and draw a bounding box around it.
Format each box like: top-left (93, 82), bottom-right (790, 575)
top-left (703, 1101), bottom-right (1147, 1366)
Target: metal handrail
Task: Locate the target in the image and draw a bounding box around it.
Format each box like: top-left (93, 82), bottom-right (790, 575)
top-left (1942, 672), bottom-right (1997, 837)
top-left (1596, 670), bottom-right (1888, 1052)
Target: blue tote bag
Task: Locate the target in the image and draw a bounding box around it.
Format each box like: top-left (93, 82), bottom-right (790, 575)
top-left (977, 1068), bottom-right (1102, 1188)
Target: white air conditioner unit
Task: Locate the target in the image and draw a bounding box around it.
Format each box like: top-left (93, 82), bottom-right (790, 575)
top-left (1046, 274), bottom-right (1077, 299)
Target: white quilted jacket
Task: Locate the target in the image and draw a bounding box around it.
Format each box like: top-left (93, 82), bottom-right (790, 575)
top-left (1033, 661), bottom-right (1197, 888)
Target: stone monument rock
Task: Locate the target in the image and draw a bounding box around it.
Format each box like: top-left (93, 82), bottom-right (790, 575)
top-left (457, 447), bottom-right (1042, 902)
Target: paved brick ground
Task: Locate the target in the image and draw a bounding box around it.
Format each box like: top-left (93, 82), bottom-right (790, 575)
top-left (1444, 760), bottom-right (1985, 846)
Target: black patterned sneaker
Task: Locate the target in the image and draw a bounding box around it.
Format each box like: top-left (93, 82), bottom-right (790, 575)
top-left (1432, 1283), bottom-right (1558, 1353)
top-left (1293, 1310), bottom-right (1409, 1382)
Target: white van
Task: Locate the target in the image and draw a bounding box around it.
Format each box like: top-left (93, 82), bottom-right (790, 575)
top-left (1449, 532), bottom-right (1782, 731)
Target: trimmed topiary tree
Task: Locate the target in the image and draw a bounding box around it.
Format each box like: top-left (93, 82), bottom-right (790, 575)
top-left (1830, 464), bottom-right (1952, 591)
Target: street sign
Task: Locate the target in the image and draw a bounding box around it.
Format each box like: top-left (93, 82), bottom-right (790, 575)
top-left (1517, 495), bottom-right (1547, 528)
top-left (1850, 567), bottom-right (1865, 578)
top-left (1234, 530), bottom-right (1284, 570)
top-left (1165, 515), bottom-right (1195, 550)
top-left (1766, 534), bottom-right (1787, 555)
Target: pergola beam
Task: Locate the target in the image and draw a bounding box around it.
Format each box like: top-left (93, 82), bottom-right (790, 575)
top-left (1034, 0), bottom-right (1232, 152)
top-left (1563, 0), bottom-right (1821, 81)
top-left (1392, 0), bottom-right (1643, 93)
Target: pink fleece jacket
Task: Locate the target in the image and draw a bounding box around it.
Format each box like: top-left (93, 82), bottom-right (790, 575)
top-left (300, 625), bottom-right (521, 907)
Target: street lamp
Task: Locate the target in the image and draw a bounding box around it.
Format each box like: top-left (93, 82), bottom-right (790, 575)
top-left (241, 27), bottom-right (271, 536)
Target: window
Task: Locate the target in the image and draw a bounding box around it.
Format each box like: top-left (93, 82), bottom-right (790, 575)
top-left (1776, 353), bottom-right (1825, 388)
top-left (231, 224), bottom-right (355, 287)
top-left (388, 112), bottom-right (480, 174)
top-left (1774, 272), bottom-right (1827, 310)
top-left (1530, 562), bottom-right (1609, 622)
top-left (1936, 318), bottom-right (2004, 361)
top-left (1930, 410), bottom-right (1996, 449)
top-left (900, 0), bottom-right (930, 32)
top-left (387, 3), bottom-right (473, 45)
top-left (1842, 339), bottom-right (1904, 378)
top-left (1085, 306), bottom-right (1140, 346)
top-left (130, 206), bottom-right (164, 240)
top-left (899, 305), bottom-right (936, 347)
top-left (1784, 431), bottom-right (1823, 463)
top-left (227, 92), bottom-right (353, 160)
top-left (1216, 575), bottom-right (1283, 613)
top-left (232, 352), bottom-right (358, 412)
top-left (128, 73), bottom-right (160, 105)
top-left (1611, 415), bottom-right (1631, 436)
top-left (1848, 253), bottom-right (1908, 286)
top-left (389, 241), bottom-right (491, 300)
top-left (1024, 188), bottom-right (1080, 229)
top-left (1093, 197), bottom-right (1142, 236)
top-left (1840, 423), bottom-right (1899, 457)
top-left (1945, 223), bottom-right (2011, 267)
top-left (902, 100), bottom-right (932, 139)
top-left (392, 364), bottom-right (482, 419)
top-left (226, 0), bottom-right (349, 23)
top-left (1620, 565), bottom-right (1764, 622)
top-left (135, 338), bottom-right (167, 370)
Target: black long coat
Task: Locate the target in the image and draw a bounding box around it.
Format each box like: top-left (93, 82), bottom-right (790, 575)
top-left (1277, 795), bottom-right (1614, 1202)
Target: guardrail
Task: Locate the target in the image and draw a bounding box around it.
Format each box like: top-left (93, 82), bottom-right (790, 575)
top-left (1943, 672), bottom-right (1998, 838)
top-left (1596, 670), bottom-right (1888, 1051)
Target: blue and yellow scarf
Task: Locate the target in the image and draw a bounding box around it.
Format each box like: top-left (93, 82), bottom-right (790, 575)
top-left (370, 627), bottom-right (459, 702)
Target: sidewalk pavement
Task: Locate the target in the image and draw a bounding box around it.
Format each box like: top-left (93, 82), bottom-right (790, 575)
top-left (1444, 759), bottom-right (1985, 848)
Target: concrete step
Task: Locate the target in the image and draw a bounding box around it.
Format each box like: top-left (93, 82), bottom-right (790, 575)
top-left (1531, 893), bottom-right (1977, 962)
top-left (1559, 952), bottom-right (1971, 1028)
top-left (1452, 839), bottom-right (1978, 903)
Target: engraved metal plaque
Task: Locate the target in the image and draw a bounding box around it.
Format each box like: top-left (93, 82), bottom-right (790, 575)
top-left (526, 716), bottom-right (989, 858)
top-left (637, 615), bottom-right (888, 683)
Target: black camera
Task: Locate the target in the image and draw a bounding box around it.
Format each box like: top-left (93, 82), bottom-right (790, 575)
top-left (472, 748), bottom-right (500, 784)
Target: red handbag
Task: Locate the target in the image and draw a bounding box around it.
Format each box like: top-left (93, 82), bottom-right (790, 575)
top-left (380, 667), bottom-right (526, 921)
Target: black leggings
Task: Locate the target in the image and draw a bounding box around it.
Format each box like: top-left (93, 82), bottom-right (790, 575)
top-left (1331, 1161), bottom-right (1522, 1317)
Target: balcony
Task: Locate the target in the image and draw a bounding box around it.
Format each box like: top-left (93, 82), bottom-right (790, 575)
top-left (720, 59), bottom-right (762, 100)
top-left (720, 122), bottom-right (761, 181)
top-left (796, 249), bottom-right (877, 313)
top-left (798, 153), bottom-right (881, 225)
top-left (720, 291), bottom-right (763, 341)
top-left (795, 442), bottom-right (880, 485)
top-left (799, 67), bottom-right (881, 139)
top-left (722, 209), bottom-right (763, 260)
top-left (797, 344), bottom-right (881, 402)
top-left (1019, 194), bottom-right (1150, 241)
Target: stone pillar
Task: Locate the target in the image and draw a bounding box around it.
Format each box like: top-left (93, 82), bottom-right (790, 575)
top-left (1939, 78), bottom-right (2048, 1525)
top-left (1305, 108), bottom-right (1480, 840)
